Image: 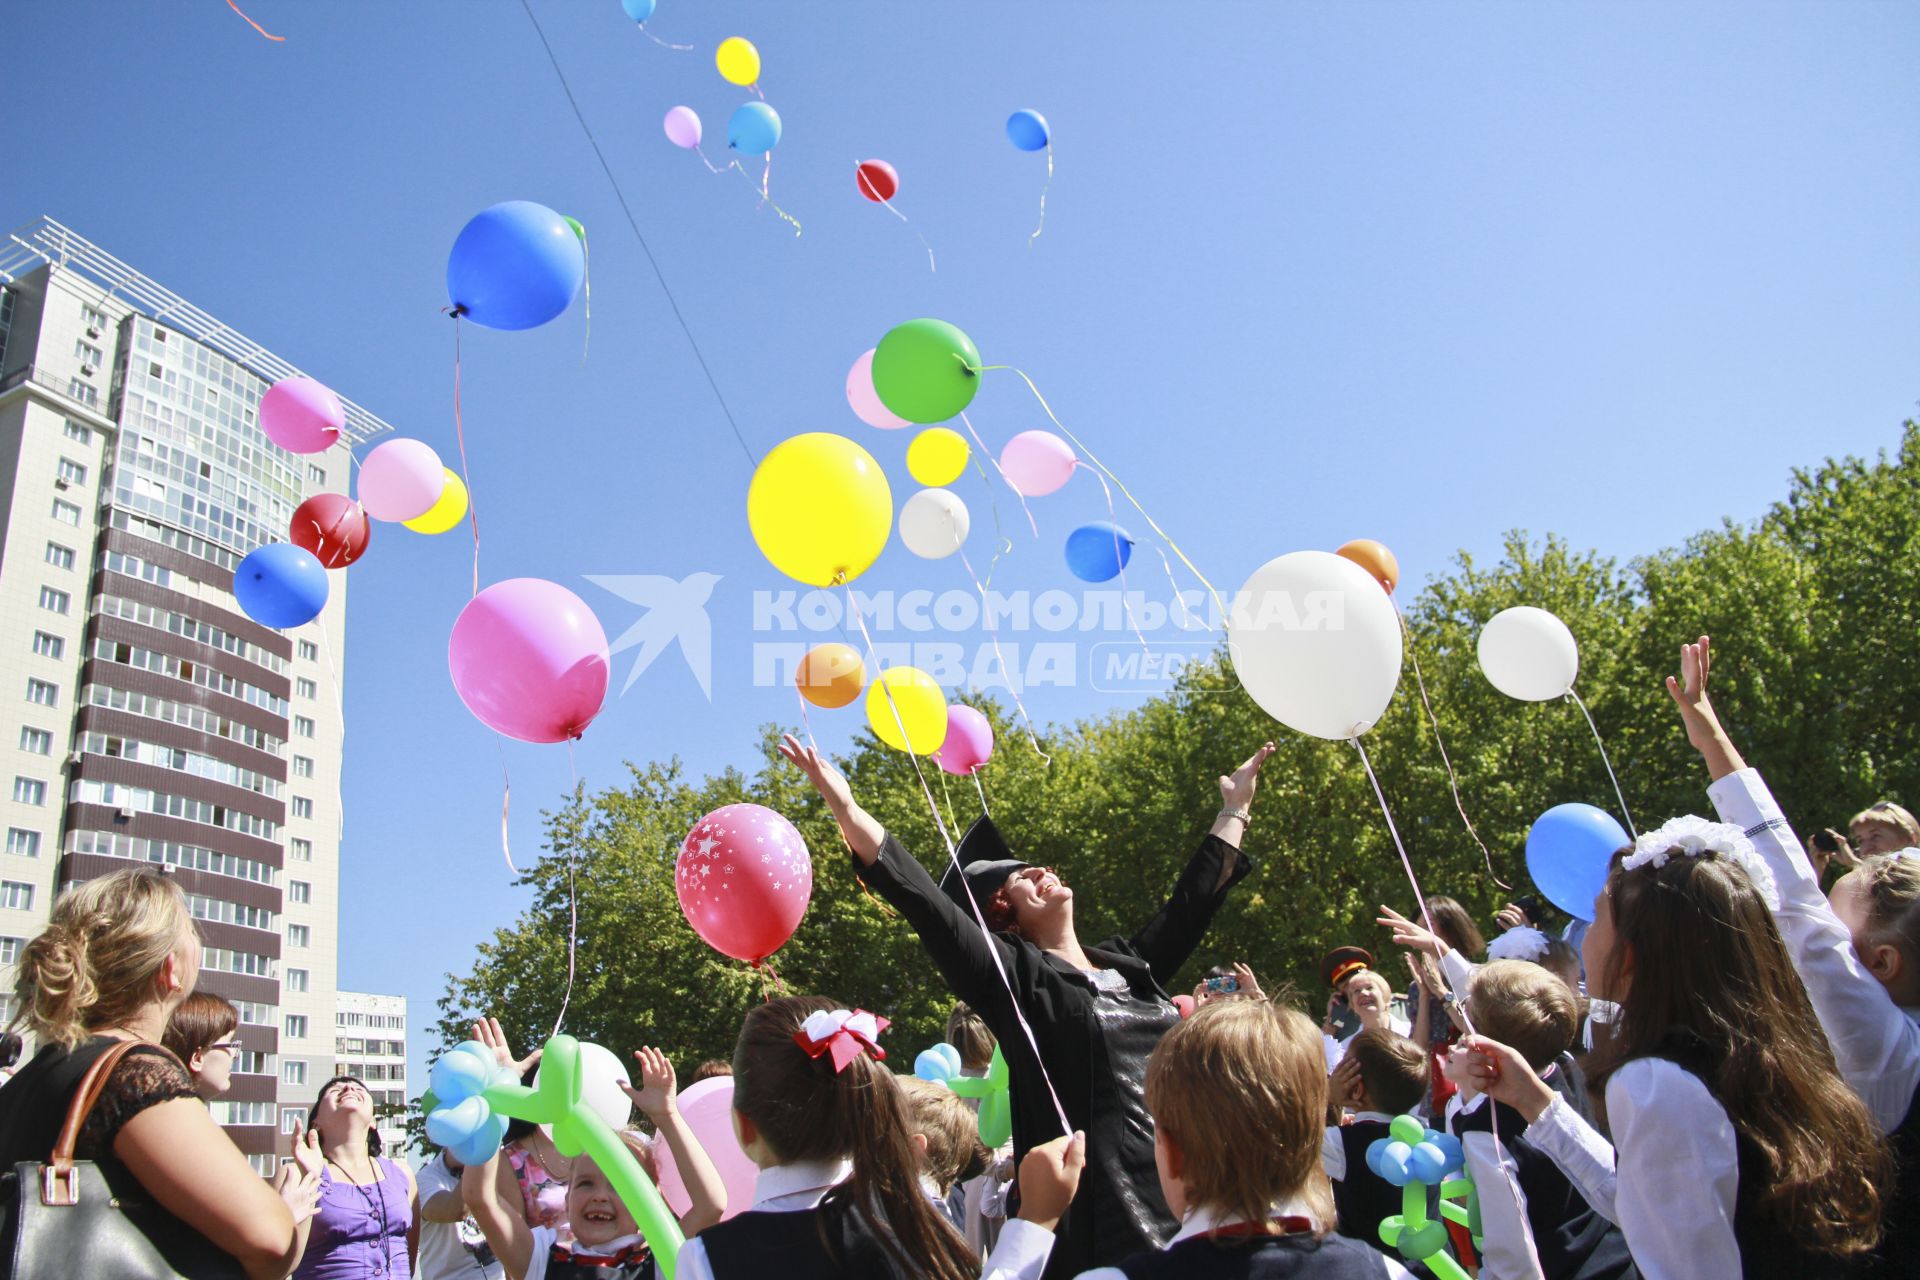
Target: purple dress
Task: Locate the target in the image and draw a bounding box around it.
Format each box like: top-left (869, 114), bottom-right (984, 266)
top-left (294, 1158), bottom-right (413, 1280)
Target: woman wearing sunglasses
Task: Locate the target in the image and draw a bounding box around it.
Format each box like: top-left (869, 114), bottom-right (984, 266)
top-left (163, 990), bottom-right (244, 1101)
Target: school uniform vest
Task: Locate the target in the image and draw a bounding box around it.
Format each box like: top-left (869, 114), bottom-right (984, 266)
top-left (694, 1198), bottom-right (912, 1280)
top-left (1450, 1099), bottom-right (1634, 1280)
top-left (1868, 1082), bottom-right (1918, 1276)
top-left (542, 1240), bottom-right (655, 1280)
top-left (1115, 1229), bottom-right (1385, 1279)
top-left (1329, 1120), bottom-right (1403, 1257)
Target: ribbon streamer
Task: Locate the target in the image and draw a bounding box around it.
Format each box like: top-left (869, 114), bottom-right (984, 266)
top-left (734, 156), bottom-right (802, 237)
top-left (1397, 608), bottom-right (1509, 890)
top-left (858, 164), bottom-right (936, 273)
top-left (959, 411), bottom-right (1038, 539)
top-left (447, 311), bottom-right (481, 598)
top-left (1083, 468), bottom-right (1152, 658)
top-left (226, 0), bottom-right (285, 41)
top-left (955, 541), bottom-right (1050, 765)
top-left (1567, 689), bottom-right (1636, 838)
top-left (1029, 143), bottom-right (1053, 247)
top-left (551, 741), bottom-right (583, 1037)
top-left (971, 769), bottom-right (993, 818)
top-left (577, 221), bottom-right (591, 365)
top-left (636, 24), bottom-right (694, 50)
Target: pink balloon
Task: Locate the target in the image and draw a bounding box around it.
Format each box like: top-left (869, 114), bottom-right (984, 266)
top-left (448, 579), bottom-right (610, 743)
top-left (357, 439), bottom-right (446, 522)
top-left (1173, 994), bottom-right (1196, 1020)
top-left (999, 430), bottom-right (1077, 497)
top-left (846, 349), bottom-right (910, 430)
top-left (677, 804), bottom-right (812, 964)
top-left (933, 704), bottom-right (994, 776)
top-left (655, 1077), bottom-right (759, 1222)
top-left (259, 376), bottom-right (344, 455)
top-left (663, 105), bottom-right (702, 150)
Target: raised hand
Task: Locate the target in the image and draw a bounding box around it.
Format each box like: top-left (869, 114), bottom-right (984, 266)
top-left (619, 1046), bottom-right (678, 1121)
top-left (1494, 902), bottom-right (1531, 931)
top-left (1377, 904), bottom-right (1445, 957)
top-left (1455, 1035), bottom-right (1556, 1122)
top-left (777, 734), bottom-right (854, 813)
top-left (1663, 634), bottom-right (1746, 780)
top-left (1218, 742), bottom-right (1278, 811)
top-left (470, 1016), bottom-right (541, 1077)
top-left (1230, 961), bottom-right (1265, 1001)
top-left (1014, 1131), bottom-right (1086, 1233)
top-left (289, 1121), bottom-right (323, 1181)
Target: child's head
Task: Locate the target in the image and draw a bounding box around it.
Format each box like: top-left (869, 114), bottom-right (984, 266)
top-left (731, 997), bottom-right (975, 1280)
top-left (1466, 960), bottom-right (1576, 1072)
top-left (898, 1077), bottom-right (989, 1195)
top-left (945, 1002), bottom-right (995, 1072)
top-left (1848, 802), bottom-right (1920, 857)
top-left (564, 1132), bottom-right (655, 1248)
top-left (1422, 895), bottom-right (1485, 958)
top-left (1342, 1028), bottom-right (1427, 1115)
top-left (689, 1059), bottom-right (733, 1084)
top-left (1828, 851), bottom-right (1920, 1003)
top-left (1144, 999), bottom-right (1332, 1231)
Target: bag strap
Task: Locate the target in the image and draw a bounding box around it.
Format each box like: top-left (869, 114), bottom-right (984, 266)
top-left (40, 1038), bottom-right (145, 1206)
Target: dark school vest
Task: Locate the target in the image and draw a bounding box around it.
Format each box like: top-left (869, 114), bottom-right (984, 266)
top-left (542, 1240), bottom-right (655, 1280)
top-left (1329, 1120), bottom-right (1405, 1257)
top-left (1116, 1229), bottom-right (1387, 1280)
top-left (694, 1199), bottom-right (914, 1280)
top-left (1450, 1098), bottom-right (1635, 1280)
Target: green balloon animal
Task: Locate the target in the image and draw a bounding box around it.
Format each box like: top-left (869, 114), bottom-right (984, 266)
top-left (942, 1045), bottom-right (1012, 1149)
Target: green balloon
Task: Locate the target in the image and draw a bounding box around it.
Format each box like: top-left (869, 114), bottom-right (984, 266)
top-left (942, 1045), bottom-right (1011, 1148)
top-left (871, 318), bottom-right (981, 424)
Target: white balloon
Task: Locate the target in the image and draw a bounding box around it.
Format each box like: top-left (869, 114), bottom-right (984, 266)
top-left (898, 488), bottom-right (970, 560)
top-left (1477, 606), bottom-right (1579, 701)
top-left (1227, 551), bottom-right (1402, 740)
top-left (536, 1041), bottom-right (631, 1139)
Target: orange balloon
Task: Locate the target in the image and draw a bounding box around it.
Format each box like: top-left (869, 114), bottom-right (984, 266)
top-left (797, 643), bottom-right (866, 709)
top-left (1336, 539), bottom-right (1400, 594)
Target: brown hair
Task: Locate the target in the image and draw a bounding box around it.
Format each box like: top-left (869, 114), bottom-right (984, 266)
top-left (163, 992), bottom-right (238, 1064)
top-left (1848, 801), bottom-right (1920, 845)
top-left (1850, 851), bottom-right (1920, 969)
top-left (898, 1077), bottom-right (990, 1195)
top-left (945, 1002), bottom-right (995, 1072)
top-left (1468, 960), bottom-right (1576, 1071)
top-left (733, 997), bottom-right (976, 1280)
top-left (615, 1129), bottom-right (661, 1186)
top-left (1588, 847), bottom-right (1891, 1258)
top-left (1423, 895), bottom-right (1485, 959)
top-left (307, 1076), bottom-right (383, 1158)
top-left (689, 1059), bottom-right (734, 1083)
top-left (1144, 1000), bottom-right (1334, 1235)
top-left (13, 869), bottom-right (193, 1049)
top-left (1342, 1029), bottom-right (1427, 1115)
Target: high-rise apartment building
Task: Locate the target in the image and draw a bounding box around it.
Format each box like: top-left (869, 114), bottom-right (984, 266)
top-left (334, 990), bottom-right (409, 1160)
top-left (0, 218), bottom-right (393, 1172)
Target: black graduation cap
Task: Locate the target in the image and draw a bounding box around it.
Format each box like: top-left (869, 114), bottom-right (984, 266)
top-left (938, 815), bottom-right (1032, 918)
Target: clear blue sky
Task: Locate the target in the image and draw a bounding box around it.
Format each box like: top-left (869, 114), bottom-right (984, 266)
top-left (5, 2), bottom-right (1916, 1100)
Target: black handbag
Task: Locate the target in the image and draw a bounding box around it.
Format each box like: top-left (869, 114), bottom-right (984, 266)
top-left (0, 1039), bottom-right (247, 1279)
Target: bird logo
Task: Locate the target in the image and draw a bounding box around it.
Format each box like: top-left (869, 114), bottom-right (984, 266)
top-left (584, 573), bottom-right (722, 700)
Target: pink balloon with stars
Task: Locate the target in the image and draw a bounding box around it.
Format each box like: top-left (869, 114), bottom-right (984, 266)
top-left (676, 803), bottom-right (814, 964)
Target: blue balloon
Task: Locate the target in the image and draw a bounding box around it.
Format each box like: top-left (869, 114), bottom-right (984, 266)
top-left (915, 1044), bottom-right (961, 1082)
top-left (1365, 1137), bottom-right (1391, 1177)
top-left (728, 102), bottom-right (782, 155)
top-left (1430, 1132), bottom-right (1465, 1174)
top-left (429, 1043), bottom-right (494, 1104)
top-left (1406, 1142), bottom-right (1447, 1184)
top-left (1527, 802), bottom-right (1631, 922)
top-left (233, 544), bottom-right (328, 630)
top-left (450, 1110), bottom-right (508, 1167)
top-left (1065, 521), bottom-right (1134, 583)
top-left (1006, 109), bottom-right (1050, 152)
top-left (1377, 1140), bottom-right (1414, 1186)
top-left (426, 1095), bottom-right (490, 1149)
top-left (621, 0), bottom-right (656, 20)
top-left (446, 201), bottom-right (586, 331)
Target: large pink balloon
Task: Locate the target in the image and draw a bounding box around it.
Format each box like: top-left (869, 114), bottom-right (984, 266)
top-left (358, 439), bottom-right (447, 522)
top-left (933, 704), bottom-right (994, 776)
top-left (999, 430), bottom-right (1077, 497)
top-left (677, 804), bottom-right (812, 964)
top-left (846, 349), bottom-right (910, 430)
top-left (448, 579), bottom-right (610, 743)
top-left (655, 1077), bottom-right (759, 1222)
top-left (663, 105), bottom-right (702, 149)
top-left (260, 377), bottom-right (345, 455)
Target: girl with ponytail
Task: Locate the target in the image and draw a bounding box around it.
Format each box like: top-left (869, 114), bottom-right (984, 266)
top-left (675, 996), bottom-right (1085, 1280)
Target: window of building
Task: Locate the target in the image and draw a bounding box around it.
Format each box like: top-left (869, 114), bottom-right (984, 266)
top-left (290, 838), bottom-right (312, 862)
top-left (18, 729), bottom-right (50, 756)
top-left (38, 587), bottom-right (69, 615)
top-left (51, 500), bottom-right (81, 526)
top-left (285, 968), bottom-right (309, 993)
top-left (65, 380), bottom-right (96, 408)
top-left (1, 881), bottom-right (33, 911)
top-left (293, 756), bottom-right (313, 779)
top-left (30, 634), bottom-right (62, 661)
top-left (291, 797), bottom-right (313, 819)
top-left (288, 880), bottom-right (311, 904)
top-left (284, 1013), bottom-right (307, 1039)
top-left (73, 340), bottom-right (103, 368)
top-left (282, 1060), bottom-right (307, 1086)
top-left (82, 305), bottom-right (110, 331)
top-left (212, 1101), bottom-right (275, 1127)
top-left (5, 830), bottom-right (37, 857)
top-left (0, 936), bottom-right (21, 963)
top-left (287, 924), bottom-right (309, 948)
top-left (57, 459), bottom-right (86, 487)
top-left (44, 543), bottom-right (74, 571)
top-left (25, 680), bottom-right (57, 707)
top-left (293, 716), bottom-right (314, 738)
top-left (12, 778), bottom-right (45, 806)
top-left (306, 464), bottom-right (325, 485)
top-left (298, 641), bottom-right (318, 661)
top-left (280, 1111), bottom-right (303, 1135)
top-left (295, 678), bottom-right (317, 700)
top-left (64, 420), bottom-right (92, 445)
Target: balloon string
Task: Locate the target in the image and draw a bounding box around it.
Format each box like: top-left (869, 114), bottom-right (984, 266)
top-left (753, 957), bottom-right (786, 997)
top-left (843, 587), bottom-right (1072, 1138)
top-left (1397, 605), bottom-right (1508, 890)
top-left (979, 364), bottom-right (1226, 621)
top-left (225, 0), bottom-right (286, 41)
top-left (449, 312), bottom-right (481, 597)
top-left (793, 684), bottom-right (821, 755)
top-left (552, 741), bottom-right (582, 1038)
top-left (956, 541), bottom-right (1050, 765)
top-left (971, 769), bottom-right (992, 818)
top-left (959, 411), bottom-right (1038, 538)
top-left (1147, 541), bottom-right (1208, 632)
top-left (860, 168), bottom-right (936, 273)
top-left (727, 157), bottom-right (802, 236)
top-left (1029, 142), bottom-right (1052, 247)
top-left (1567, 688), bottom-right (1636, 838)
top-left (937, 769), bottom-right (962, 837)
top-left (495, 737), bottom-right (518, 875)
top-left (750, 81), bottom-right (765, 101)
top-left (692, 146), bottom-right (729, 176)
top-left (963, 448), bottom-right (1013, 590)
top-left (578, 222), bottom-right (591, 366)
top-left (1084, 468), bottom-right (1151, 657)
top-left (636, 23), bottom-right (694, 50)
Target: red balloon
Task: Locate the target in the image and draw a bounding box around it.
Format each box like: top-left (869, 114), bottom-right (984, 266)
top-left (677, 804), bottom-right (812, 963)
top-left (856, 160), bottom-right (899, 203)
top-left (289, 494), bottom-right (371, 569)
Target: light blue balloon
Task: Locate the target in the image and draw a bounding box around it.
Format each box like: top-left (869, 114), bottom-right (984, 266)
top-left (1365, 1137), bottom-right (1391, 1177)
top-left (1430, 1132), bottom-right (1465, 1174)
top-left (1527, 802), bottom-right (1632, 921)
top-left (1377, 1140), bottom-right (1414, 1186)
top-left (915, 1044), bottom-right (961, 1082)
top-left (621, 0), bottom-right (656, 20)
top-left (426, 1095), bottom-right (490, 1149)
top-left (446, 201), bottom-right (586, 331)
top-left (1006, 109), bottom-right (1050, 152)
top-left (1065, 521), bottom-right (1134, 583)
top-left (233, 544), bottom-right (328, 630)
top-left (429, 1041), bottom-right (495, 1104)
top-left (728, 102), bottom-right (782, 155)
top-left (1406, 1142), bottom-right (1447, 1184)
top-left (451, 1110), bottom-right (509, 1166)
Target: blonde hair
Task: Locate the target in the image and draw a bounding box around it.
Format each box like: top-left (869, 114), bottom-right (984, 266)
top-left (1853, 850), bottom-right (1920, 966)
top-left (1468, 959), bottom-right (1578, 1071)
top-left (1145, 1000), bottom-right (1334, 1235)
top-left (1849, 802), bottom-right (1920, 845)
top-left (945, 1002), bottom-right (995, 1072)
top-left (13, 869), bottom-right (193, 1049)
top-left (899, 1077), bottom-right (989, 1195)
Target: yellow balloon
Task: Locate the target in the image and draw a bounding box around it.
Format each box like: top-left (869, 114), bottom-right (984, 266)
top-left (403, 469), bottom-right (469, 535)
top-left (715, 36), bottom-right (761, 86)
top-left (906, 427), bottom-right (970, 487)
top-left (748, 433), bottom-right (893, 587)
top-left (865, 667), bottom-right (948, 755)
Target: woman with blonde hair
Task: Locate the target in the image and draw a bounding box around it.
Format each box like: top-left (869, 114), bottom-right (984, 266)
top-left (0, 867), bottom-right (319, 1279)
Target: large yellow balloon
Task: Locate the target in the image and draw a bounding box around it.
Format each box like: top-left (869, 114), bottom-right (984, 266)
top-left (404, 469), bottom-right (469, 535)
top-left (906, 427), bottom-right (970, 487)
top-left (865, 667), bottom-right (948, 755)
top-left (715, 36), bottom-right (761, 86)
top-left (747, 433), bottom-right (893, 587)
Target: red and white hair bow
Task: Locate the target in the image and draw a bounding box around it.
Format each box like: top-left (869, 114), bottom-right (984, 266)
top-left (793, 1008), bottom-right (890, 1073)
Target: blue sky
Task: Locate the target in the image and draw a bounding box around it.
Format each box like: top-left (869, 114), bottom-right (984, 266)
top-left (5, 1), bottom-right (1916, 1101)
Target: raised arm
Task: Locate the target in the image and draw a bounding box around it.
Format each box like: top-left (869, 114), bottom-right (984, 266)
top-left (463, 1145), bottom-right (537, 1280)
top-left (623, 1047), bottom-right (727, 1235)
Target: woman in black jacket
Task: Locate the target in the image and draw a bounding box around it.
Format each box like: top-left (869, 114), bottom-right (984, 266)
top-left (779, 734), bottom-right (1275, 1279)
